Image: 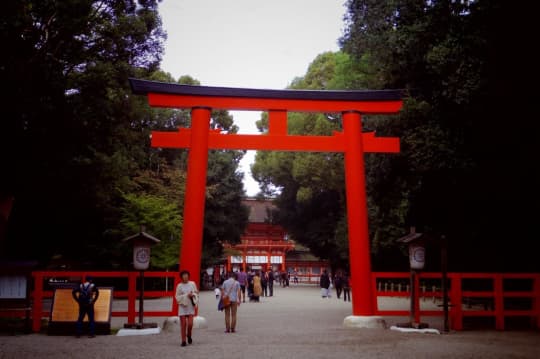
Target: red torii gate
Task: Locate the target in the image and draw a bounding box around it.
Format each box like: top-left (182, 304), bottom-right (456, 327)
top-left (130, 78), bottom-right (403, 318)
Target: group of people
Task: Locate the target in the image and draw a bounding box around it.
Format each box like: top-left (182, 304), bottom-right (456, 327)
top-left (319, 269), bottom-right (351, 301)
top-left (235, 269), bottom-right (275, 301)
top-left (175, 268), bottom-right (278, 347)
top-left (71, 267), bottom-right (351, 347)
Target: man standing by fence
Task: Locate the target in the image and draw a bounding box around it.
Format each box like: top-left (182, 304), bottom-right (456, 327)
top-left (72, 276), bottom-right (99, 338)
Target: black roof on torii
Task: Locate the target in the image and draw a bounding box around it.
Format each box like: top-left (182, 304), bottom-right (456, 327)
top-left (129, 78), bottom-right (403, 102)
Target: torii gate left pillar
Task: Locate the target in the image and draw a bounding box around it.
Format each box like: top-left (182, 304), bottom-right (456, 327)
top-left (130, 78), bottom-right (403, 328)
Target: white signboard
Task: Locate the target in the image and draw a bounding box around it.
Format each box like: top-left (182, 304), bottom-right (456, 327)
top-left (0, 275), bottom-right (27, 299)
top-left (231, 256), bottom-right (243, 264)
top-left (246, 256), bottom-right (268, 264)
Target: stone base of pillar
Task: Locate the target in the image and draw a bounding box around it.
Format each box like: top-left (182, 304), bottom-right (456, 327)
top-left (343, 315), bottom-right (387, 329)
top-left (162, 315), bottom-right (207, 332)
top-left (193, 316), bottom-right (208, 329)
top-left (116, 327), bottom-right (161, 336)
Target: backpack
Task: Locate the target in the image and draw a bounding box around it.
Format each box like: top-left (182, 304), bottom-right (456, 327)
top-left (79, 283), bottom-right (95, 304)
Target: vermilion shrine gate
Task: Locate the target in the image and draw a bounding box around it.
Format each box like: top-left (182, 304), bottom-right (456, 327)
top-left (129, 78), bottom-right (403, 319)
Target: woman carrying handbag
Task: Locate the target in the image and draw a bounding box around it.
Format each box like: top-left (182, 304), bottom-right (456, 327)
top-left (175, 270), bottom-right (198, 347)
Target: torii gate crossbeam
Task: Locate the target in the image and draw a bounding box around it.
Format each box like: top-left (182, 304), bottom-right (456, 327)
top-left (130, 78), bottom-right (403, 320)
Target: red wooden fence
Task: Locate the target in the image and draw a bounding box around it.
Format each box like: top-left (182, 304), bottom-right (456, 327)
top-left (29, 271), bottom-right (180, 332)
top-left (372, 272), bottom-right (540, 331)
top-left (2, 271), bottom-right (539, 332)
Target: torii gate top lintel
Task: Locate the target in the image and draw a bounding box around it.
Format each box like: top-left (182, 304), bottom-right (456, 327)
top-left (129, 78), bottom-right (403, 113)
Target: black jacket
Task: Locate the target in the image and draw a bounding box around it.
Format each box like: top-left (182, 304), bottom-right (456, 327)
top-left (72, 282), bottom-right (99, 306)
top-left (320, 273), bottom-right (330, 289)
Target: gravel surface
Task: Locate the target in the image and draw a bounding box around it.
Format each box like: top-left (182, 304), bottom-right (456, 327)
top-left (1, 285), bottom-right (538, 359)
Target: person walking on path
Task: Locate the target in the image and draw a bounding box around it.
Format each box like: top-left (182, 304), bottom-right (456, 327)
top-left (72, 276), bottom-right (99, 338)
top-left (237, 269), bottom-right (247, 303)
top-left (261, 270), bottom-right (268, 297)
top-left (267, 269), bottom-right (274, 296)
top-left (334, 271), bottom-right (344, 299)
top-left (175, 270), bottom-right (198, 347)
top-left (251, 271), bottom-right (263, 302)
top-left (221, 272), bottom-right (241, 333)
top-left (342, 273), bottom-right (351, 302)
top-left (319, 270), bottom-right (331, 298)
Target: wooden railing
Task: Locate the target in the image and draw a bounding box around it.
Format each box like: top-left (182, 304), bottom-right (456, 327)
top-left (2, 271), bottom-right (538, 332)
top-left (29, 271), bottom-right (179, 332)
top-left (372, 272), bottom-right (540, 331)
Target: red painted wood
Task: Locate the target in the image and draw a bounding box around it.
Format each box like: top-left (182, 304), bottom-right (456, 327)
top-left (343, 111), bottom-right (374, 316)
top-left (151, 129), bottom-right (399, 153)
top-left (178, 108), bottom-right (211, 289)
top-left (494, 274), bottom-right (505, 330)
top-left (148, 93), bottom-right (403, 113)
top-left (31, 273), bottom-right (43, 332)
top-left (127, 272), bottom-right (137, 324)
top-left (269, 110), bottom-right (287, 135)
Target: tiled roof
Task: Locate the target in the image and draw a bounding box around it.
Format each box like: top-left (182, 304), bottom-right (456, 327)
top-left (242, 198), bottom-right (276, 223)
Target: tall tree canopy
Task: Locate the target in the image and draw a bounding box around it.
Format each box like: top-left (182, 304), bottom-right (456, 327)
top-left (1, 0), bottom-right (248, 269)
top-left (253, 0), bottom-right (539, 271)
top-left (340, 0), bottom-right (539, 271)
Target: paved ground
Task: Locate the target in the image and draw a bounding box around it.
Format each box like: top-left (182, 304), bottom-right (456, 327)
top-left (1, 285), bottom-right (539, 359)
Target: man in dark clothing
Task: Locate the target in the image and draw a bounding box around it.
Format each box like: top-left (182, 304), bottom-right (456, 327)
top-left (320, 270), bottom-right (331, 298)
top-left (72, 276), bottom-right (99, 338)
top-left (261, 270), bottom-right (268, 297)
top-left (334, 272), bottom-right (343, 299)
top-left (342, 273), bottom-right (351, 302)
top-left (267, 269), bottom-right (274, 296)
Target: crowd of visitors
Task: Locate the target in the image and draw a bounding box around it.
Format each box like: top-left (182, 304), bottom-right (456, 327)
top-left (175, 267), bottom-right (351, 347)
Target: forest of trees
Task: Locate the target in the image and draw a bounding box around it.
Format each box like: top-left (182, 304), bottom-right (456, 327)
top-left (0, 0), bottom-right (248, 269)
top-left (252, 0), bottom-right (539, 272)
top-left (1, 0), bottom-right (538, 272)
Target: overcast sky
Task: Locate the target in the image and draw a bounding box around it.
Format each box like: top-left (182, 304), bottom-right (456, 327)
top-left (158, 0), bottom-right (347, 196)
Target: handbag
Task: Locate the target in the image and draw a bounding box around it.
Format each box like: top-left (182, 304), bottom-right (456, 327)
top-left (190, 292), bottom-right (199, 307)
top-left (221, 282), bottom-right (234, 307)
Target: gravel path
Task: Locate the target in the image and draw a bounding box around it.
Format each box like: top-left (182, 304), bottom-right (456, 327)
top-left (1, 285), bottom-right (538, 359)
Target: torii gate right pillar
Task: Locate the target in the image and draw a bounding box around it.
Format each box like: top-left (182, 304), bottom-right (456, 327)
top-left (343, 111), bottom-right (375, 316)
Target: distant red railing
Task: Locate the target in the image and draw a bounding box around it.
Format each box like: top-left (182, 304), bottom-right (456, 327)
top-left (372, 272), bottom-right (540, 331)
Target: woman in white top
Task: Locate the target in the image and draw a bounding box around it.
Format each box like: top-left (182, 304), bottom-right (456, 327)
top-left (175, 270), bottom-right (198, 347)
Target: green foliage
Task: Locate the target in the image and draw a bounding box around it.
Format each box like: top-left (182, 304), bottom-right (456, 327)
top-left (1, 1), bottom-right (248, 271)
top-left (203, 150), bottom-right (249, 268)
top-left (252, 52), bottom-right (354, 268)
top-left (120, 193), bottom-right (182, 269)
top-left (339, 0), bottom-right (539, 271)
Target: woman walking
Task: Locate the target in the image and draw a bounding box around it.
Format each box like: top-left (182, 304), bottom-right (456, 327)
top-left (251, 271), bottom-right (263, 302)
top-left (175, 270), bottom-right (198, 347)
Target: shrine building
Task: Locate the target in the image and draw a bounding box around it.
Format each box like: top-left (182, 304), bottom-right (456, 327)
top-left (222, 198), bottom-right (328, 283)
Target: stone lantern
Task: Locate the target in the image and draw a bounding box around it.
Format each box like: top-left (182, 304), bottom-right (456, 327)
top-left (123, 226), bottom-right (160, 330)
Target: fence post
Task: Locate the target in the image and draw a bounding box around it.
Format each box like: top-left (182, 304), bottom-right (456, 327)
top-left (494, 274), bottom-right (504, 330)
top-left (414, 272), bottom-right (421, 324)
top-left (127, 271), bottom-right (137, 324)
top-left (170, 273), bottom-right (180, 316)
top-left (534, 274), bottom-right (540, 330)
top-left (449, 274), bottom-right (463, 330)
top-left (31, 272), bottom-right (43, 332)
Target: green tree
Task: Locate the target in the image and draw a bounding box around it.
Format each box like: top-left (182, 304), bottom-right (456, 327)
top-left (252, 52), bottom-right (366, 269)
top-left (341, 0), bottom-right (540, 271)
top-left (1, 0), bottom-right (166, 264)
top-left (119, 193), bottom-right (182, 269)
